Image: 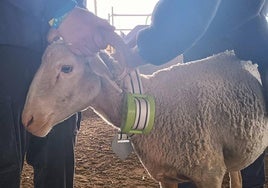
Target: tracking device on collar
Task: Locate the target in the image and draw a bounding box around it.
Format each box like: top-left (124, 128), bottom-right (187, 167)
top-left (121, 93), bottom-right (155, 134)
top-left (112, 69), bottom-right (155, 160)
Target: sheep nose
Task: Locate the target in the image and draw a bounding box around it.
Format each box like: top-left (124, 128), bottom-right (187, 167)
top-left (23, 115), bottom-right (34, 128)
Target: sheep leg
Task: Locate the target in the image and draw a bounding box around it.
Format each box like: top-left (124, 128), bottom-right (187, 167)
top-left (229, 171), bottom-right (242, 188)
top-left (159, 181), bottom-right (178, 188)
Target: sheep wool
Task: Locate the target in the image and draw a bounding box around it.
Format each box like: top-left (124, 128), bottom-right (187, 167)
top-left (130, 51), bottom-right (268, 184)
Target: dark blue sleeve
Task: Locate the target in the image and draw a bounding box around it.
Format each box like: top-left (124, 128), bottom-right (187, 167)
top-left (44, 0), bottom-right (86, 21)
top-left (0, 0), bottom-right (85, 50)
top-left (4, 0), bottom-right (85, 21)
top-left (137, 0), bottom-right (222, 65)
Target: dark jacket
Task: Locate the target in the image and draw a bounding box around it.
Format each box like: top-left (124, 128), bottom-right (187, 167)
top-left (137, 0), bottom-right (267, 65)
top-left (0, 0), bottom-right (85, 52)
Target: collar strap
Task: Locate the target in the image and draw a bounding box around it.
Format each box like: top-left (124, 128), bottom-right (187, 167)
top-left (120, 70), bottom-right (155, 134)
top-left (123, 69), bottom-right (143, 94)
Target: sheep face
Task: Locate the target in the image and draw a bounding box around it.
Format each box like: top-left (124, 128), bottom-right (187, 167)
top-left (22, 42), bottom-right (102, 137)
top-left (22, 32), bottom-right (130, 137)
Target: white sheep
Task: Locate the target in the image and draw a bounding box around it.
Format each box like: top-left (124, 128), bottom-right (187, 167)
top-left (22, 34), bottom-right (268, 188)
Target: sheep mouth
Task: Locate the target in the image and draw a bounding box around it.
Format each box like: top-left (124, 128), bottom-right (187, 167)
top-left (30, 123), bottom-right (52, 137)
top-left (31, 125), bottom-right (52, 137)
top-left (26, 114), bottom-right (54, 137)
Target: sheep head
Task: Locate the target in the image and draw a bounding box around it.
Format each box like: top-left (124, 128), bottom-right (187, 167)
top-left (22, 33), bottom-right (129, 137)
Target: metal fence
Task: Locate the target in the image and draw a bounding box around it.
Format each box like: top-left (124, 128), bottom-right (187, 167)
top-left (107, 7), bottom-right (151, 34)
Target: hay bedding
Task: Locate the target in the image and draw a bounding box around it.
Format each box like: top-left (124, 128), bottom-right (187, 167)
top-left (21, 109), bottom-right (267, 188)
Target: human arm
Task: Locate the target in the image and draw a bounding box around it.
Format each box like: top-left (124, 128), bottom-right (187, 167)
top-left (136, 0), bottom-right (222, 65)
top-left (47, 6), bottom-right (114, 56)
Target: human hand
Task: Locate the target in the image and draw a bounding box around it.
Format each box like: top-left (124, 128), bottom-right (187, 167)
top-left (47, 7), bottom-right (115, 56)
top-left (126, 46), bottom-right (148, 68)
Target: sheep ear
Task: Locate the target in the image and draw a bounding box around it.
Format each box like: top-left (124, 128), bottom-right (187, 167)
top-left (98, 51), bottom-right (125, 80)
top-left (101, 32), bottom-right (137, 81)
top-left (86, 55), bottom-right (113, 79)
top-left (86, 53), bottom-right (123, 93)
top-left (103, 32), bottom-right (131, 69)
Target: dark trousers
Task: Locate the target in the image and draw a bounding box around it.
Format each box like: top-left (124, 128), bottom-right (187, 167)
top-left (180, 15), bottom-right (268, 188)
top-left (241, 152), bottom-right (266, 188)
top-left (0, 45), bottom-right (80, 188)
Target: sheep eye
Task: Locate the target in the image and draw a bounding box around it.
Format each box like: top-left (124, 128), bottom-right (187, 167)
top-left (61, 65), bottom-right (73, 73)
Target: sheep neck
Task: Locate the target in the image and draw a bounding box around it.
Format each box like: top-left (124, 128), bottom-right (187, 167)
top-left (91, 70), bottom-right (152, 133)
top-left (91, 78), bottom-right (124, 129)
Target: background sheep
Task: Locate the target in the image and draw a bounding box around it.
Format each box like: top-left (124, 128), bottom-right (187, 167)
top-left (22, 35), bottom-right (268, 188)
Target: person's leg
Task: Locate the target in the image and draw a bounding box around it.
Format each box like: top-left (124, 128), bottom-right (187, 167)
top-left (26, 113), bottom-right (80, 188)
top-left (241, 152), bottom-right (266, 188)
top-left (0, 45), bottom-right (41, 188)
top-left (178, 182), bottom-right (196, 188)
top-left (0, 95), bottom-right (22, 188)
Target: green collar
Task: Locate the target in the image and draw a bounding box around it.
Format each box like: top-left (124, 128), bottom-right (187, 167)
top-left (120, 78), bottom-right (155, 134)
top-left (112, 70), bottom-right (156, 160)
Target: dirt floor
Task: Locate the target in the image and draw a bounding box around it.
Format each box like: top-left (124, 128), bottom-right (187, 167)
top-left (21, 109), bottom-right (267, 188)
